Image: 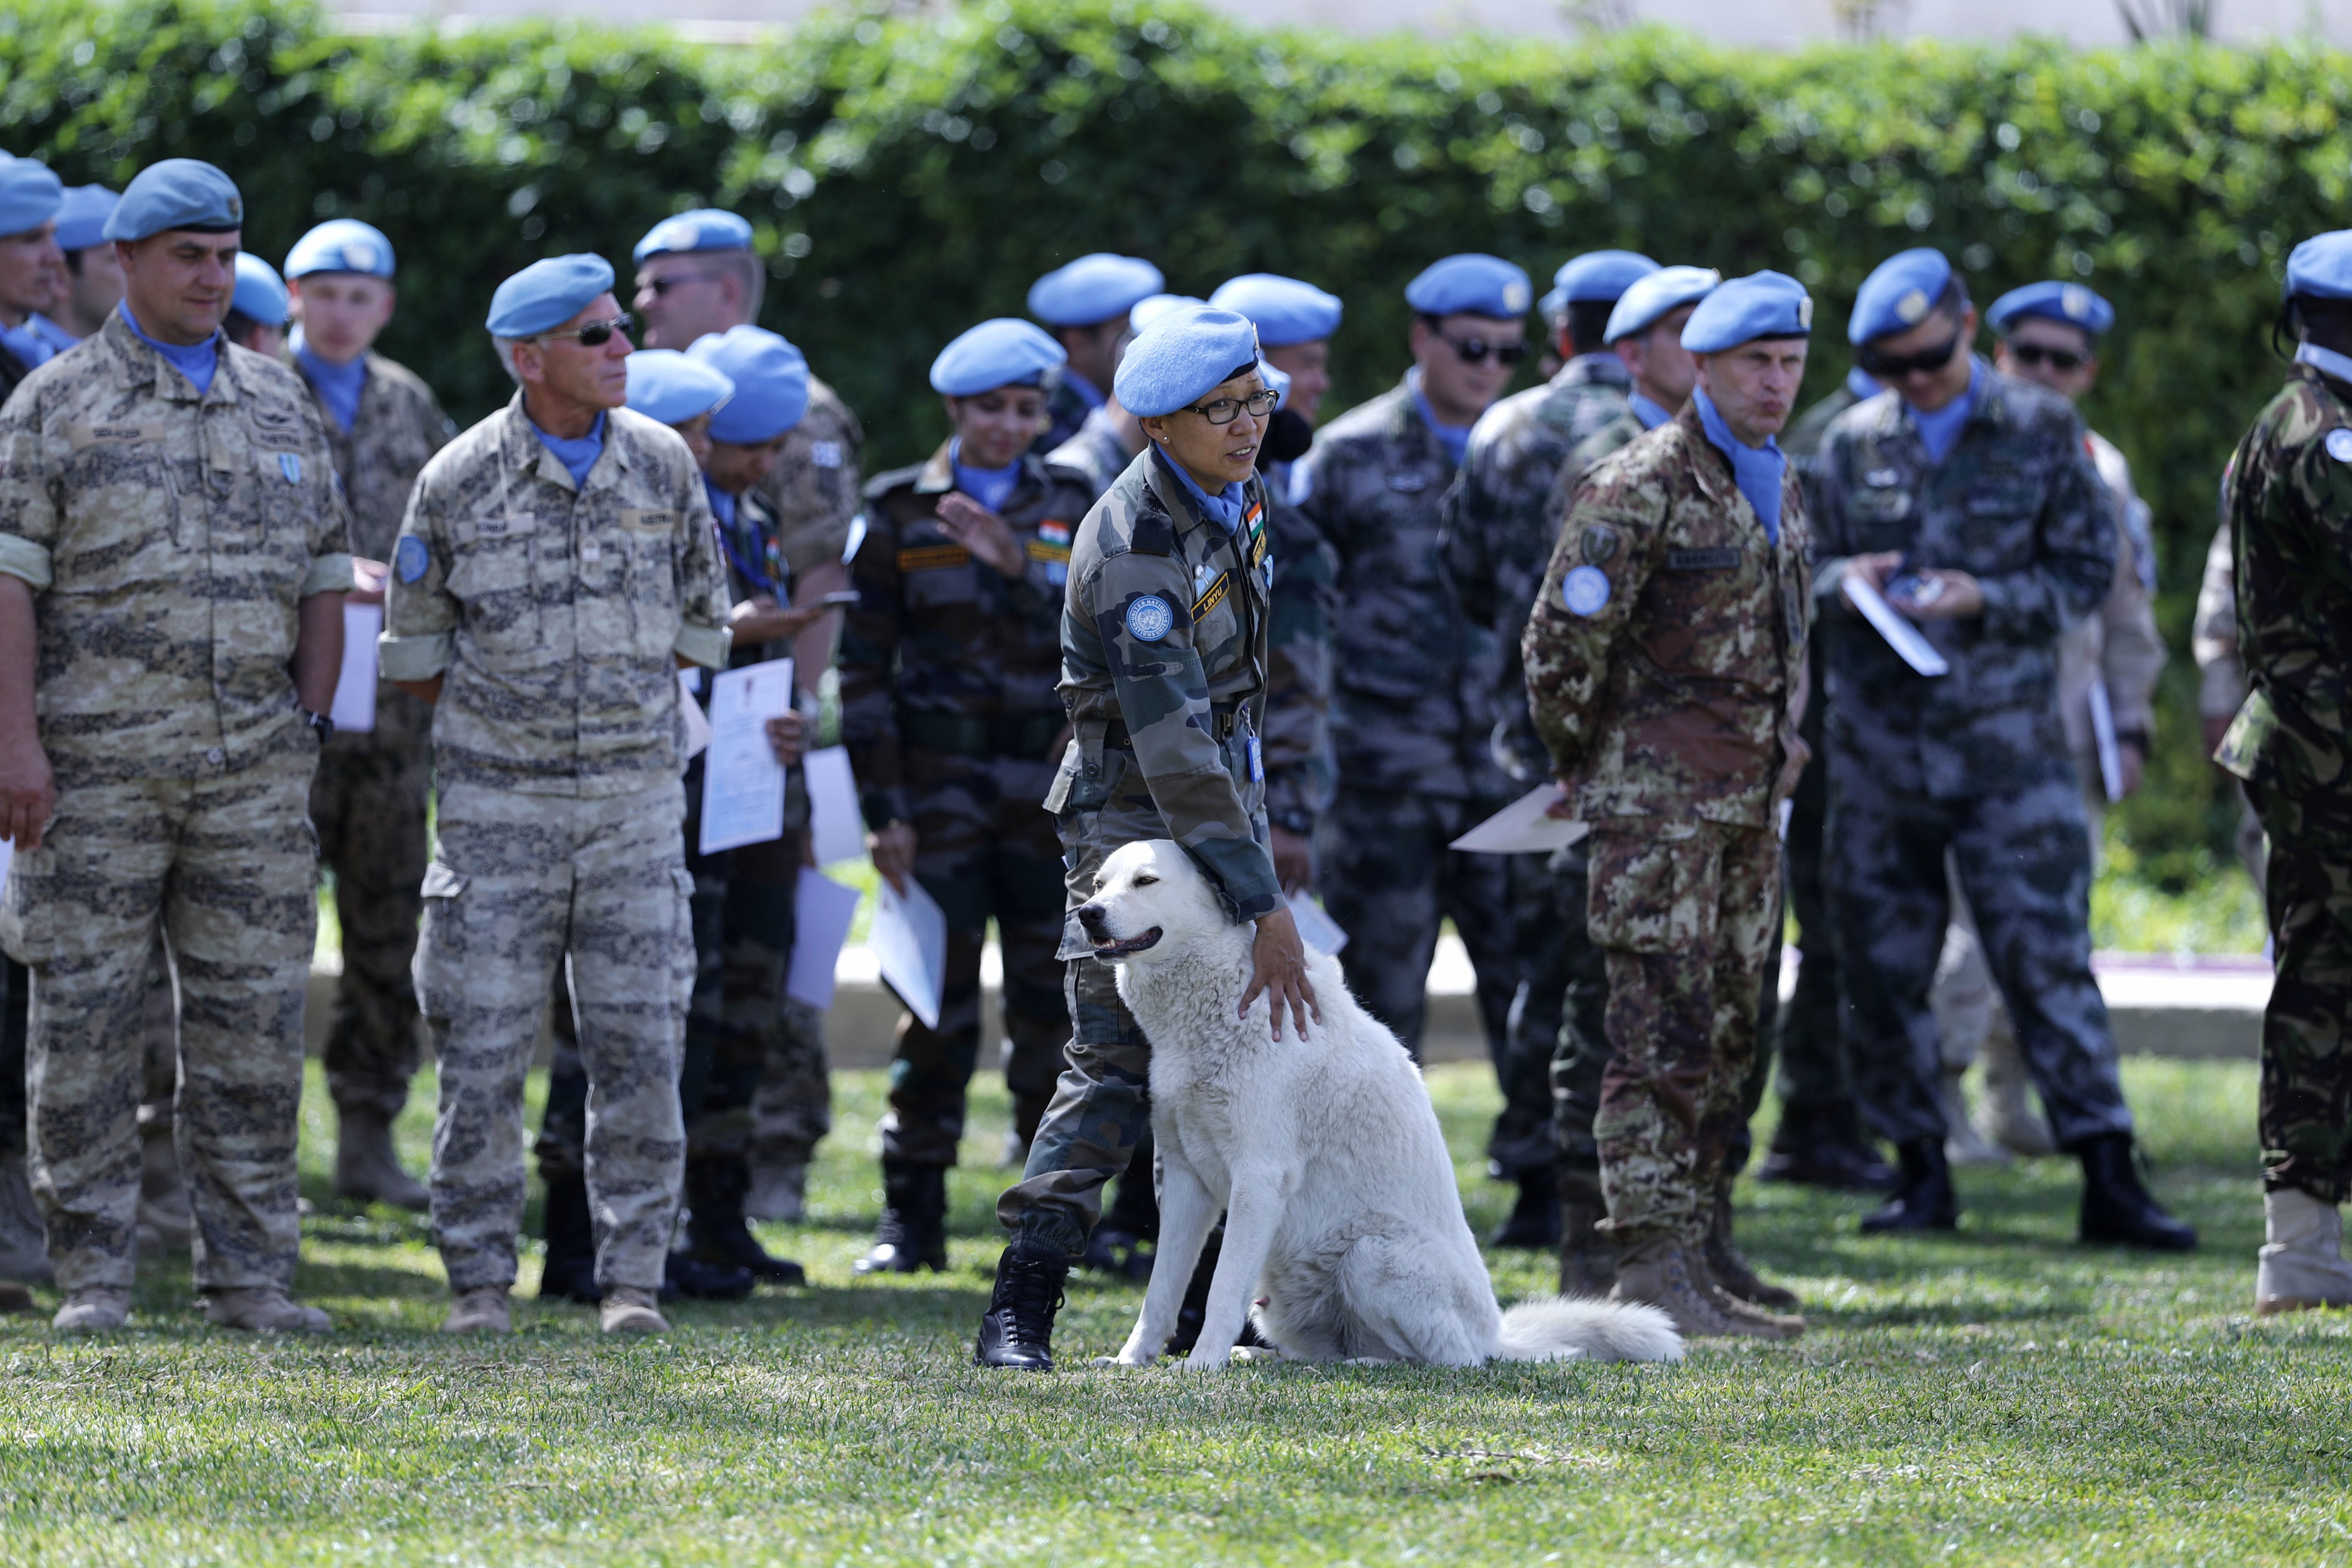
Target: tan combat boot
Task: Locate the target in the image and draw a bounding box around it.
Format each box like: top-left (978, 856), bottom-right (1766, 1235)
top-left (1608, 1234), bottom-right (1751, 1338)
top-left (444, 1286), bottom-right (513, 1335)
top-left (53, 1286), bottom-right (132, 1333)
top-left (203, 1287), bottom-right (331, 1334)
top-left (1977, 1026), bottom-right (2056, 1158)
top-left (334, 1109), bottom-right (430, 1211)
top-left (1686, 1242), bottom-right (1806, 1340)
top-left (2257, 1188), bottom-right (2352, 1315)
top-left (1703, 1179), bottom-right (1801, 1312)
top-left (600, 1285), bottom-right (670, 1335)
top-left (1556, 1165), bottom-right (1617, 1297)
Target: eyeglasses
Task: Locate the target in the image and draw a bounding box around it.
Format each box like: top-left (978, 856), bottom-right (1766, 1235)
top-left (2008, 342), bottom-right (2088, 373)
top-left (1182, 389), bottom-right (1280, 426)
top-left (1439, 332), bottom-right (1526, 367)
top-left (639, 273), bottom-right (723, 297)
top-left (534, 313), bottom-right (634, 348)
top-left (1856, 329), bottom-right (1962, 380)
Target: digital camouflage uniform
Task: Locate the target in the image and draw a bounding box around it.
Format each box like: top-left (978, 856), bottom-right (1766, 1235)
top-left (380, 396), bottom-right (731, 1295)
top-left (1440, 353), bottom-right (1632, 1179)
top-left (2214, 361), bottom-right (2352, 1203)
top-left (840, 445), bottom-right (1091, 1165)
top-left (1809, 367), bottom-right (2133, 1153)
top-left (996, 448), bottom-right (1277, 1259)
top-left (1046, 404), bottom-right (1134, 502)
top-left (1523, 407), bottom-right (1808, 1245)
top-left (1298, 378), bottom-right (1515, 1059)
top-left (299, 350), bottom-right (456, 1122)
top-left (0, 316), bottom-right (353, 1293)
top-left (1259, 475), bottom-right (1339, 850)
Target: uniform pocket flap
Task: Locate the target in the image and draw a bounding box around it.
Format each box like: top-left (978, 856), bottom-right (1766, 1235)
top-left (420, 863), bottom-right (469, 900)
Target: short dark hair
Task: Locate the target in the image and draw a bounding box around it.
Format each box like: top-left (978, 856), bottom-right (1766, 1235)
top-left (1934, 276), bottom-right (1972, 325)
top-left (1564, 300), bottom-right (1614, 357)
top-left (63, 248), bottom-right (83, 277)
top-left (224, 309), bottom-right (266, 349)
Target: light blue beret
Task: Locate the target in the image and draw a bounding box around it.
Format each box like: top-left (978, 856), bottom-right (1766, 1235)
top-left (1537, 285), bottom-right (1568, 324)
top-left (688, 325), bottom-right (809, 444)
top-left (625, 349), bottom-right (735, 427)
top-left (1258, 359), bottom-right (1292, 413)
top-left (1849, 248), bottom-right (1954, 344)
top-left (1555, 250), bottom-right (1659, 304)
top-left (2283, 232), bottom-right (2352, 301)
top-left (1209, 273), bottom-right (1342, 346)
top-left (1406, 254), bottom-right (1533, 319)
top-left (1986, 281), bottom-right (2113, 338)
top-left (285, 218), bottom-right (395, 280)
top-left (230, 253), bottom-right (288, 327)
top-left (1605, 265), bottom-right (1721, 344)
top-left (0, 157), bottom-right (64, 238)
top-left (486, 254), bottom-right (616, 338)
top-left (632, 208), bottom-right (753, 264)
top-left (1113, 304), bottom-right (1261, 418)
top-left (1681, 271), bottom-right (1813, 354)
top-left (104, 159), bottom-right (242, 241)
top-left (929, 317), bottom-right (1066, 397)
top-left (54, 185), bottom-right (117, 252)
top-left (1028, 253), bottom-right (1164, 328)
top-left (1129, 293), bottom-right (1202, 334)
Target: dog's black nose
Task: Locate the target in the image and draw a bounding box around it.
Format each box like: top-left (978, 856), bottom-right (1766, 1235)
top-left (1077, 903), bottom-right (1108, 935)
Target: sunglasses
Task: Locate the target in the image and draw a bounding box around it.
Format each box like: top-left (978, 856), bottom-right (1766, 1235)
top-left (639, 273), bottom-right (723, 297)
top-left (535, 312), bottom-right (634, 347)
top-left (2008, 342), bottom-right (2089, 373)
top-left (1439, 331), bottom-right (1526, 367)
top-left (1182, 389), bottom-right (1280, 426)
top-left (1855, 328), bottom-right (1962, 380)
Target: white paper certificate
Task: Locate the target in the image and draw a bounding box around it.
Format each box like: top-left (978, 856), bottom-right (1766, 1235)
top-left (331, 602), bottom-right (382, 734)
top-left (1842, 573), bottom-right (1951, 677)
top-left (698, 660), bottom-right (797, 855)
top-left (1449, 784), bottom-right (1591, 855)
top-left (786, 867), bottom-right (863, 1011)
top-left (802, 746), bottom-right (867, 868)
top-left (1286, 890), bottom-right (1348, 956)
top-left (871, 875), bottom-right (948, 1031)
top-left (2088, 676), bottom-right (2123, 803)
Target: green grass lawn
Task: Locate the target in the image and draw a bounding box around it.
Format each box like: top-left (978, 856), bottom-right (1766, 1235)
top-left (3, 1058), bottom-right (2346, 1566)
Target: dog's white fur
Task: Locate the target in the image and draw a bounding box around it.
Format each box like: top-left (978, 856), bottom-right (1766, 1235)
top-left (1083, 840), bottom-right (1684, 1371)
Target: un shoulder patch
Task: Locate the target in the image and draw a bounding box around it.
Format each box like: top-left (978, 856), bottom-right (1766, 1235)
top-left (1581, 525), bottom-right (1619, 566)
top-left (2327, 429), bottom-right (2352, 464)
top-left (1125, 593), bottom-right (1175, 642)
top-left (394, 535), bottom-right (430, 584)
top-left (1562, 564), bottom-right (1611, 617)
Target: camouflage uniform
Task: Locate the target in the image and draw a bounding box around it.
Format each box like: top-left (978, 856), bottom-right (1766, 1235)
top-left (996, 449), bottom-right (1277, 1259)
top-left (839, 445), bottom-right (1090, 1165)
top-left (2214, 361), bottom-right (2352, 1202)
top-left (1037, 375), bottom-right (1104, 460)
top-left (0, 316), bottom-right (353, 1293)
top-left (2194, 514), bottom-right (2269, 894)
top-left (299, 351), bottom-right (456, 1121)
top-left (1442, 355), bottom-right (1634, 1179)
top-left (1809, 367), bottom-right (2134, 1152)
top-left (381, 396), bottom-right (731, 1295)
top-left (1298, 379), bottom-right (1516, 1059)
top-left (1046, 405), bottom-right (1135, 502)
top-left (1523, 408), bottom-right (1808, 1245)
top-left (1259, 480), bottom-right (1339, 850)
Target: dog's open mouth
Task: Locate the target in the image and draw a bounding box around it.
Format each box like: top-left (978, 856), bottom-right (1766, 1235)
top-left (1090, 926), bottom-right (1163, 959)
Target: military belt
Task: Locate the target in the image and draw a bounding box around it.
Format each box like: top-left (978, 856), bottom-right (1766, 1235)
top-left (898, 708), bottom-right (1065, 760)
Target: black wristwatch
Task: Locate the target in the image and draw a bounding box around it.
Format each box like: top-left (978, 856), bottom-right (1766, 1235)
top-left (303, 709), bottom-right (335, 738)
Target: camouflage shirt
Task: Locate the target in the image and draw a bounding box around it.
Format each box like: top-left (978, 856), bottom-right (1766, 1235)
top-left (0, 312), bottom-right (354, 787)
top-left (1809, 364), bottom-right (2113, 800)
top-left (755, 375), bottom-right (863, 580)
top-left (838, 442), bottom-right (1092, 827)
top-left (380, 395), bottom-right (732, 798)
top-left (1441, 353), bottom-right (1634, 784)
top-left (1260, 489), bottom-right (1338, 833)
top-left (1045, 404), bottom-right (1135, 502)
top-left (2215, 364), bottom-right (2352, 811)
top-left (1036, 375), bottom-right (1100, 459)
top-left (1523, 407), bottom-right (1810, 828)
top-left (1048, 447), bottom-right (1279, 920)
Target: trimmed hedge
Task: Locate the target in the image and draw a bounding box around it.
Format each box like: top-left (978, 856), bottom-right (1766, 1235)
top-left (2, 0), bottom-right (2343, 879)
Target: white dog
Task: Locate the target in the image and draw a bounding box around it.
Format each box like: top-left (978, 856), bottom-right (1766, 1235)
top-left (1077, 840), bottom-right (1683, 1371)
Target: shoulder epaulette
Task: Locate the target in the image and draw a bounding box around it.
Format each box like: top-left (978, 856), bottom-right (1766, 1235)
top-left (1129, 511), bottom-right (1175, 556)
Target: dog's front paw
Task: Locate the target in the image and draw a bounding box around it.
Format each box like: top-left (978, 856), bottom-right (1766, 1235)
top-left (1105, 1341), bottom-right (1158, 1368)
top-left (1176, 1349), bottom-right (1232, 1373)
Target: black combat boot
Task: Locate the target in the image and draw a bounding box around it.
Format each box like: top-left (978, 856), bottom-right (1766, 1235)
top-left (1081, 1162), bottom-right (1159, 1279)
top-left (1489, 1167), bottom-right (1564, 1249)
top-left (1164, 1223), bottom-right (1269, 1357)
top-left (976, 1242), bottom-right (1068, 1370)
top-left (1759, 1100), bottom-right (1896, 1191)
top-left (686, 1158), bottom-right (807, 1286)
top-left (1860, 1136), bottom-right (1960, 1233)
top-left (663, 1250), bottom-right (756, 1300)
top-left (855, 1161), bottom-right (949, 1274)
top-left (537, 1172), bottom-right (603, 1304)
top-left (2074, 1133), bottom-right (2198, 1251)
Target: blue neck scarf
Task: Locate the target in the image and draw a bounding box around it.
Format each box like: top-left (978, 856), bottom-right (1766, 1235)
top-left (26, 313), bottom-right (79, 352)
top-left (704, 477), bottom-right (738, 533)
top-left (530, 408), bottom-right (606, 490)
top-left (295, 336), bottom-right (368, 433)
top-left (706, 477), bottom-right (785, 600)
top-left (1153, 443), bottom-right (1243, 536)
top-left (2294, 340), bottom-right (2352, 388)
top-left (1906, 358), bottom-right (1983, 467)
top-left (119, 302), bottom-right (220, 395)
top-left (1060, 368), bottom-right (1106, 412)
top-left (0, 317), bottom-right (53, 372)
top-left (1629, 392), bottom-right (1675, 431)
top-left (1408, 367), bottom-right (1473, 469)
top-left (949, 438), bottom-right (1023, 513)
top-left (1846, 366), bottom-right (1884, 402)
top-left (1693, 386), bottom-right (1787, 547)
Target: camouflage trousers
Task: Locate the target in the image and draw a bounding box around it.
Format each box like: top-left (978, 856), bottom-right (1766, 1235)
top-left (417, 780), bottom-right (692, 1295)
top-left (751, 999), bottom-right (830, 1174)
top-left (1490, 846), bottom-right (1580, 1179)
top-left (1586, 819), bottom-right (1780, 1245)
top-left (884, 749), bottom-right (1069, 1168)
top-left (1775, 738), bottom-right (1859, 1111)
top-left (0, 750), bottom-right (319, 1292)
top-left (1827, 761), bottom-right (2133, 1150)
top-left (310, 716), bottom-right (432, 1121)
top-left (2250, 784), bottom-right (2352, 1202)
top-left (1317, 787), bottom-right (1520, 1060)
top-left (997, 741), bottom-right (1266, 1259)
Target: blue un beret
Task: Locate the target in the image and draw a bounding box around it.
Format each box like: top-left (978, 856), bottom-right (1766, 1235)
top-left (1987, 281), bottom-right (2113, 338)
top-left (104, 159), bottom-right (242, 242)
top-left (1555, 250), bottom-right (1660, 305)
top-left (2283, 232), bottom-right (2352, 303)
top-left (1258, 359), bottom-right (1292, 413)
top-left (231, 253), bottom-right (288, 327)
top-left (1114, 304), bottom-right (1262, 419)
top-left (689, 326), bottom-right (810, 444)
top-left (1681, 271), bottom-right (1813, 354)
top-left (930, 318), bottom-right (1066, 398)
top-left (1605, 266), bottom-right (1721, 344)
top-left (625, 349), bottom-right (735, 427)
top-left (1406, 254), bottom-right (1533, 319)
top-left (1130, 294), bottom-right (1202, 335)
top-left (0, 157), bottom-right (64, 238)
top-left (53, 185), bottom-right (117, 253)
top-left (1209, 273), bottom-right (1343, 347)
top-left (1849, 248), bottom-right (1955, 344)
top-left (1537, 285), bottom-right (1568, 325)
top-left (632, 208), bottom-right (753, 265)
top-left (1028, 253), bottom-right (1165, 328)
top-left (487, 254), bottom-right (616, 338)
top-left (285, 218), bottom-right (395, 280)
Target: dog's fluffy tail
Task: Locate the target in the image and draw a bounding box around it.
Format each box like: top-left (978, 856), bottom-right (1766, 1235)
top-left (1494, 1293), bottom-right (1684, 1363)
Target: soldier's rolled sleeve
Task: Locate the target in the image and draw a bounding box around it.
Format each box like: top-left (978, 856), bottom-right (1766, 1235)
top-left (836, 509), bottom-right (910, 827)
top-left (0, 396), bottom-right (59, 590)
top-left (301, 553), bottom-right (356, 598)
top-left (1523, 481), bottom-right (1654, 775)
top-left (671, 479), bottom-right (733, 670)
top-left (1975, 433), bottom-right (2112, 642)
top-left (0, 533), bottom-right (51, 591)
top-left (381, 473), bottom-right (457, 681)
